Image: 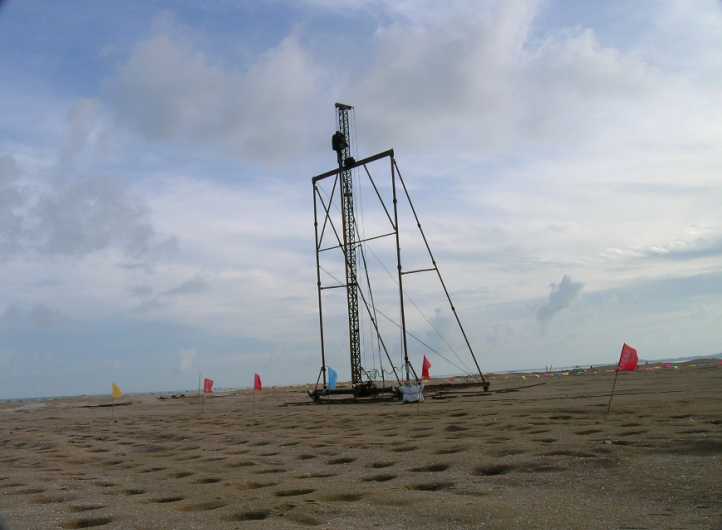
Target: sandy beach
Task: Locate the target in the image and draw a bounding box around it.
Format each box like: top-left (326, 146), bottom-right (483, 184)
top-left (1, 361), bottom-right (720, 530)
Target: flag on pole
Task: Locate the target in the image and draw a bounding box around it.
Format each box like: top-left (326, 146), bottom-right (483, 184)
top-left (254, 373), bottom-right (262, 391)
top-left (422, 356), bottom-right (432, 380)
top-left (615, 344), bottom-right (639, 373)
top-left (607, 343), bottom-right (639, 413)
top-left (328, 367), bottom-right (338, 390)
top-left (112, 383), bottom-right (123, 399)
top-left (203, 378), bottom-right (214, 393)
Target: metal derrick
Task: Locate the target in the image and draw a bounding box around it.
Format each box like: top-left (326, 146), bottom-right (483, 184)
top-left (311, 104), bottom-right (488, 401)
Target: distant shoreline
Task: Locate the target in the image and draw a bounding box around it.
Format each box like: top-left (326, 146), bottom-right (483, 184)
top-left (2, 354), bottom-right (719, 404)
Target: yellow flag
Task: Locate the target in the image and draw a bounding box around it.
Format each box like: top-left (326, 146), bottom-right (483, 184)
top-left (112, 383), bottom-right (123, 399)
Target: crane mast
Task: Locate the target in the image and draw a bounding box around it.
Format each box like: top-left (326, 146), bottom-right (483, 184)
top-left (331, 103), bottom-right (363, 386)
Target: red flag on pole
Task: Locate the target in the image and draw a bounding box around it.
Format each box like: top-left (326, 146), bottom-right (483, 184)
top-left (254, 373), bottom-right (262, 391)
top-left (203, 378), bottom-right (214, 393)
top-left (615, 344), bottom-right (639, 373)
top-left (422, 356), bottom-right (432, 380)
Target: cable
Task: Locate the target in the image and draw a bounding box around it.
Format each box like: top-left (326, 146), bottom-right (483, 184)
top-left (361, 240), bottom-right (475, 376)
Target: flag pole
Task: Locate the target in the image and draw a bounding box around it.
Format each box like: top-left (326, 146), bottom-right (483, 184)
top-left (607, 344), bottom-right (627, 413)
top-left (198, 373), bottom-right (202, 416)
top-left (202, 378), bottom-right (205, 415)
top-left (606, 369), bottom-right (620, 413)
top-left (325, 366), bottom-right (330, 413)
top-left (252, 387), bottom-right (255, 415)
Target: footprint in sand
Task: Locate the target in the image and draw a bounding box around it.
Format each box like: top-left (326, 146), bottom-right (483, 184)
top-left (138, 467), bottom-right (166, 473)
top-left (406, 482), bottom-right (454, 491)
top-left (495, 448), bottom-right (526, 457)
top-left (30, 494), bottom-right (79, 505)
top-left (363, 474), bottom-right (397, 482)
top-left (472, 464), bottom-right (515, 476)
top-left (236, 482), bottom-right (277, 490)
top-left (390, 445), bottom-right (417, 453)
top-left (228, 460), bottom-right (256, 468)
top-left (64, 501), bottom-right (105, 514)
top-left (433, 446), bottom-right (468, 455)
top-left (542, 450), bottom-right (595, 458)
top-left (518, 463), bottom-right (565, 473)
top-left (190, 477), bottom-right (222, 484)
top-left (146, 496), bottom-right (185, 503)
top-left (122, 489), bottom-right (145, 495)
top-left (221, 510), bottom-right (272, 521)
top-left (225, 449), bottom-right (250, 455)
top-left (169, 471), bottom-right (195, 479)
top-left (444, 425), bottom-right (469, 433)
top-left (178, 502), bottom-right (226, 511)
top-left (58, 516), bottom-right (113, 529)
top-left (410, 463), bottom-right (450, 472)
top-left (321, 493), bottom-right (365, 502)
top-left (367, 461), bottom-right (395, 469)
top-left (254, 468), bottom-right (287, 475)
top-left (273, 488), bottom-right (315, 497)
top-left (4, 487), bottom-right (45, 495)
top-left (326, 457), bottom-right (355, 465)
top-left (297, 473), bottom-right (337, 479)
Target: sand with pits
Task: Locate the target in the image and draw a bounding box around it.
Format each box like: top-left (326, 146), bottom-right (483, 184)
top-left (1, 360), bottom-right (721, 530)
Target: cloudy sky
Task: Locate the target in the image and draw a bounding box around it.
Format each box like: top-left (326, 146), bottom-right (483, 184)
top-left (1, 0), bottom-right (721, 399)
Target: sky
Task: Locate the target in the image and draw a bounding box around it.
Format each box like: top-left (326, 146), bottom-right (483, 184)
top-left (1, 0), bottom-right (721, 399)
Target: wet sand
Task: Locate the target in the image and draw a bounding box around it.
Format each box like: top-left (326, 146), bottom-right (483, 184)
top-left (1, 360), bottom-right (721, 530)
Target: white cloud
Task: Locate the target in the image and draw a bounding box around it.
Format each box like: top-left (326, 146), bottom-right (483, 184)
top-left (0, 155), bottom-right (24, 257)
top-left (346, 0), bottom-right (660, 159)
top-left (57, 99), bottom-right (102, 171)
top-left (32, 173), bottom-right (177, 260)
top-left (536, 274), bottom-right (584, 331)
top-left (178, 348), bottom-right (197, 373)
top-left (131, 273), bottom-right (211, 313)
top-left (107, 21), bottom-right (329, 164)
top-left (1, 301), bottom-right (64, 330)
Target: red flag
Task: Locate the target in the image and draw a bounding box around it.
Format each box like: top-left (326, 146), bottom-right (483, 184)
top-left (254, 373), bottom-right (262, 391)
top-left (422, 356), bottom-right (432, 380)
top-left (615, 344), bottom-right (638, 373)
top-left (203, 378), bottom-right (214, 393)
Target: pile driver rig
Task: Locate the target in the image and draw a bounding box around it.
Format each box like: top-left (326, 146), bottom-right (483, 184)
top-left (310, 104), bottom-right (488, 401)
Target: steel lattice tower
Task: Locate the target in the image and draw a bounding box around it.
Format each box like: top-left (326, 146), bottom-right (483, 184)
top-left (331, 103), bottom-right (363, 386)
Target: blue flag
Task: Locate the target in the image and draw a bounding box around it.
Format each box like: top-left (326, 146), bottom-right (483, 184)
top-left (328, 367), bottom-right (338, 390)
